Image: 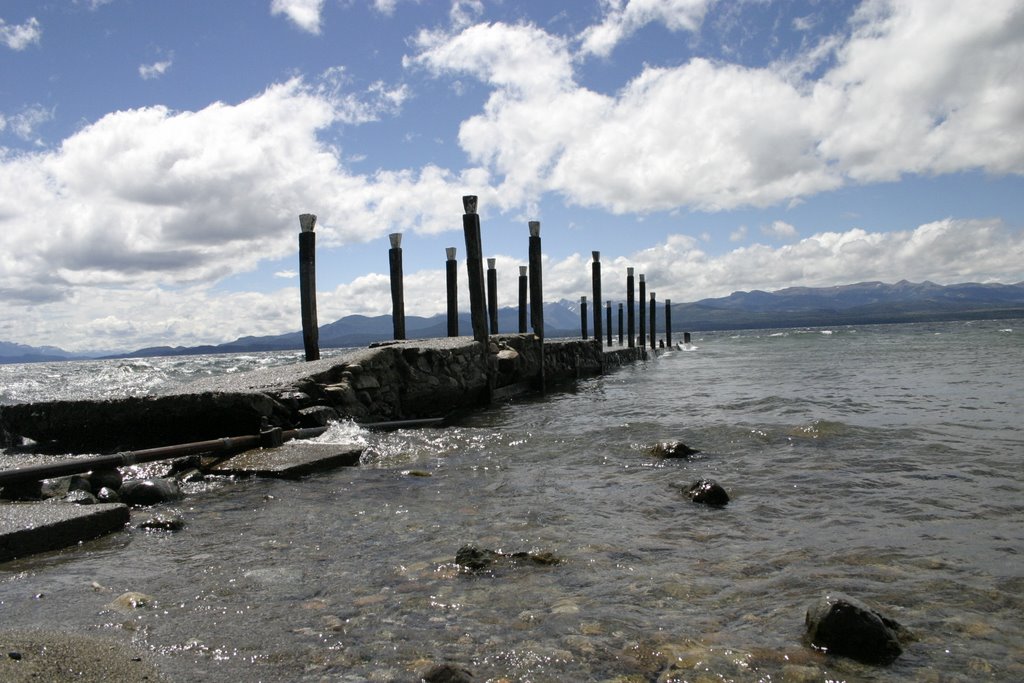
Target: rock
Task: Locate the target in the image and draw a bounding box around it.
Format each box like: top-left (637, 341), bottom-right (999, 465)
top-left (805, 592), bottom-right (908, 664)
top-left (496, 348), bottom-right (519, 373)
top-left (174, 468), bottom-right (205, 484)
top-left (64, 489), bottom-right (98, 505)
top-left (455, 545), bottom-right (563, 571)
top-left (119, 478), bottom-right (182, 506)
top-left (87, 468), bottom-right (123, 492)
top-left (96, 486), bottom-right (121, 503)
top-left (1, 480), bottom-right (42, 501)
top-left (299, 405), bottom-right (339, 427)
top-left (651, 441), bottom-right (700, 458)
top-left (686, 479), bottom-right (729, 506)
top-left (421, 662), bottom-right (474, 683)
top-left (106, 591), bottom-right (155, 613)
top-left (136, 512), bottom-right (185, 531)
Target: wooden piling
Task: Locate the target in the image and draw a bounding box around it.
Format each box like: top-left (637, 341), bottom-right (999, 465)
top-left (528, 221), bottom-right (545, 393)
top-left (591, 252), bottom-right (602, 346)
top-left (446, 247), bottom-right (459, 337)
top-left (638, 274), bottom-right (646, 351)
top-left (618, 302), bottom-right (624, 346)
top-left (462, 196), bottom-right (488, 344)
top-left (626, 268), bottom-right (635, 348)
top-left (606, 300), bottom-right (612, 347)
top-left (649, 291), bottom-right (656, 350)
top-left (665, 298), bottom-right (672, 346)
top-left (581, 296), bottom-right (588, 339)
top-left (518, 266), bottom-right (528, 333)
top-left (684, 332), bottom-right (691, 345)
top-left (389, 233), bottom-right (406, 340)
top-left (298, 213), bottom-right (319, 362)
top-left (487, 258), bottom-right (499, 334)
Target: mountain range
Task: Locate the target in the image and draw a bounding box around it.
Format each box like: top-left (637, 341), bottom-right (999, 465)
top-left (2, 280), bottom-right (1022, 363)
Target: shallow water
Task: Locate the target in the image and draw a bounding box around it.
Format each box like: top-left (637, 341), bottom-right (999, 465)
top-left (1, 321), bottom-right (1022, 681)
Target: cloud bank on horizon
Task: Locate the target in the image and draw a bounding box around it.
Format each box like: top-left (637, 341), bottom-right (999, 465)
top-left (0, 0), bottom-right (1022, 352)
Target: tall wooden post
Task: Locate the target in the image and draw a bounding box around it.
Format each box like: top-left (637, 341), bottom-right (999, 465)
top-left (298, 213), bottom-right (319, 362)
top-left (638, 274), bottom-right (646, 352)
top-left (649, 291), bottom-right (656, 350)
top-left (606, 300), bottom-right (612, 347)
top-left (626, 268), bottom-right (635, 348)
top-left (518, 266), bottom-right (528, 333)
top-left (389, 233), bottom-right (405, 340)
top-left (463, 196), bottom-right (488, 344)
top-left (528, 221), bottom-right (545, 393)
top-left (591, 252), bottom-right (602, 346)
top-left (446, 247), bottom-right (459, 337)
top-left (580, 296), bottom-right (588, 339)
top-left (618, 302), bottom-right (624, 345)
top-left (665, 299), bottom-right (672, 346)
top-left (487, 258), bottom-right (499, 334)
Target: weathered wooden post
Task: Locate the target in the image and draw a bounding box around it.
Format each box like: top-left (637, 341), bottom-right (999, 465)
top-left (463, 196), bottom-right (488, 344)
top-left (298, 213), bottom-right (319, 362)
top-left (518, 266), bottom-right (528, 333)
top-left (606, 300), bottom-right (612, 347)
top-left (580, 296), bottom-right (588, 339)
top-left (528, 220), bottom-right (545, 393)
top-left (665, 299), bottom-right (672, 346)
top-left (638, 274), bottom-right (646, 351)
top-left (684, 332), bottom-right (692, 345)
top-left (618, 303), bottom-right (624, 346)
top-left (649, 291), bottom-right (657, 350)
top-left (446, 247), bottom-right (459, 337)
top-left (626, 268), bottom-right (635, 348)
top-left (591, 252), bottom-right (602, 345)
top-left (486, 258), bottom-right (499, 334)
top-left (389, 233), bottom-right (406, 340)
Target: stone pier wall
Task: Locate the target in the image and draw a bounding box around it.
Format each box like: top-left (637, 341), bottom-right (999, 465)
top-left (0, 335), bottom-right (652, 454)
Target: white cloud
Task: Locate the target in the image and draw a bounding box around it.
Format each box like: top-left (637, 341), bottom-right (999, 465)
top-left (408, 1), bottom-right (1024, 216)
top-left (138, 59), bottom-right (173, 80)
top-left (579, 0), bottom-right (713, 57)
top-left (270, 0), bottom-right (325, 34)
top-left (0, 78), bottom-right (479, 313)
top-left (3, 104), bottom-right (53, 143)
top-left (0, 16), bottom-right (41, 50)
top-left (729, 225), bottom-right (748, 242)
top-left (762, 220), bottom-right (798, 240)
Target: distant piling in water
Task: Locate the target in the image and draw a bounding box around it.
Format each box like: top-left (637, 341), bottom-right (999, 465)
top-left (518, 266), bottom-right (528, 333)
top-left (592, 252), bottom-right (602, 345)
top-left (626, 268), bottom-right (635, 348)
top-left (665, 299), bottom-right (672, 346)
top-left (446, 247), bottom-right (459, 337)
top-left (487, 258), bottom-right (499, 334)
top-left (581, 296), bottom-right (588, 339)
top-left (298, 213), bottom-right (319, 362)
top-left (638, 274), bottom-right (646, 352)
top-left (606, 300), bottom-right (612, 347)
top-left (649, 291), bottom-right (657, 350)
top-left (528, 220), bottom-right (545, 394)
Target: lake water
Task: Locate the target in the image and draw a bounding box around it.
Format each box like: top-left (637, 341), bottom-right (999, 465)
top-left (1, 320), bottom-right (1022, 682)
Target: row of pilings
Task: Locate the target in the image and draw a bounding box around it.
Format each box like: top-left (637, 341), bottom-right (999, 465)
top-left (297, 196), bottom-right (688, 368)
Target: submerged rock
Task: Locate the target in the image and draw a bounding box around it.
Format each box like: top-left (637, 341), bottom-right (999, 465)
top-left (119, 478), bottom-right (182, 506)
top-left (421, 662), bottom-right (474, 683)
top-left (136, 512), bottom-right (186, 532)
top-left (87, 468), bottom-right (123, 493)
top-left (455, 544), bottom-right (562, 571)
top-left (686, 479), bottom-right (729, 506)
top-left (651, 441), bottom-right (700, 459)
top-left (805, 592), bottom-right (910, 664)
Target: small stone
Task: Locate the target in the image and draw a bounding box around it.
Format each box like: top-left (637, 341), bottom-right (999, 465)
top-left (136, 512), bottom-right (186, 531)
top-left (421, 662), bottom-right (474, 683)
top-left (686, 479), bottom-right (729, 506)
top-left (651, 441), bottom-right (700, 458)
top-left (107, 591), bottom-right (155, 613)
top-left (119, 478), bottom-right (182, 506)
top-left (455, 545), bottom-right (501, 571)
top-left (96, 486), bottom-right (121, 503)
top-left (64, 489), bottom-right (98, 505)
top-left (8, 651), bottom-right (22, 661)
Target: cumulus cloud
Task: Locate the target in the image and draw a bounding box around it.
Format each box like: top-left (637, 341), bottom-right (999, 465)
top-left (409, 1), bottom-right (1024, 215)
top-left (2, 104), bottom-right (53, 143)
top-left (1, 16), bottom-right (41, 50)
top-left (579, 0), bottom-right (713, 57)
top-left (139, 58), bottom-right (173, 80)
top-left (762, 220), bottom-right (798, 240)
top-left (0, 78), bottom-right (477, 311)
top-left (270, 0), bottom-right (325, 34)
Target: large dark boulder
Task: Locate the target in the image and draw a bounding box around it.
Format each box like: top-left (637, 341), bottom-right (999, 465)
top-left (805, 592), bottom-right (909, 664)
top-left (119, 478), bottom-right (182, 507)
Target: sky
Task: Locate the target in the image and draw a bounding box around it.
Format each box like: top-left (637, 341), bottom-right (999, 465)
top-left (1, 0), bottom-right (1022, 353)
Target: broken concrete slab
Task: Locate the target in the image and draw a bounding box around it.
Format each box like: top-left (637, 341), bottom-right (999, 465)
top-left (0, 502), bottom-right (129, 563)
top-left (207, 441), bottom-right (362, 479)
